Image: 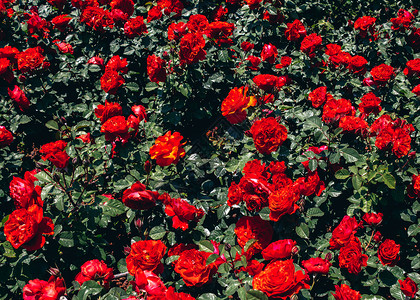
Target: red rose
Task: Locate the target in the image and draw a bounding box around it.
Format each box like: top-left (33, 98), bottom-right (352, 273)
top-left (54, 41), bottom-right (73, 54)
top-left (275, 56), bottom-right (292, 69)
top-left (285, 19), bottom-right (306, 41)
top-left (391, 9), bottom-right (414, 31)
top-left (75, 259), bottom-right (114, 288)
top-left (250, 117), bottom-right (287, 154)
top-left (9, 176), bottom-right (43, 209)
top-left (362, 212), bottom-right (383, 226)
top-left (261, 43), bottom-right (278, 64)
top-left (187, 14), bottom-right (209, 33)
top-left (87, 56), bottom-right (104, 67)
top-left (338, 239), bottom-right (368, 274)
top-left (95, 101), bottom-right (123, 124)
top-left (130, 269), bottom-right (167, 297)
top-left (325, 44), bottom-right (341, 56)
top-left (295, 171), bottom-right (326, 196)
top-left (105, 55), bottom-right (128, 74)
top-left (221, 86), bottom-right (256, 124)
top-left (4, 205), bottom-right (54, 251)
top-left (408, 174), bottom-right (420, 198)
top-left (40, 140), bottom-right (69, 168)
top-left (8, 85), bottom-right (30, 111)
top-left (240, 259), bottom-right (264, 276)
top-left (262, 239), bottom-right (296, 260)
top-left (268, 184), bottom-right (300, 221)
top-left (166, 286), bottom-right (195, 299)
top-left (300, 33), bottom-right (322, 58)
top-left (122, 182), bottom-right (159, 210)
top-left (354, 16), bottom-right (376, 37)
top-left (131, 105), bottom-right (147, 121)
top-left (0, 126), bottom-right (13, 147)
top-left (149, 131), bottom-right (186, 167)
top-left (206, 21), bottom-right (235, 45)
top-left (110, 0), bottom-right (134, 16)
top-left (348, 55), bottom-right (368, 74)
top-left (412, 84), bottom-right (420, 96)
top-left (322, 98), bottom-right (355, 124)
top-left (308, 86), bottom-right (333, 108)
top-left (126, 240), bottom-right (167, 275)
top-left (253, 259), bottom-right (310, 299)
top-left (167, 243), bottom-right (198, 262)
top-left (404, 59), bottom-right (420, 77)
top-left (147, 54), bottom-right (167, 83)
top-left (252, 74), bottom-right (278, 91)
top-left (157, 0), bottom-right (184, 17)
top-left (77, 133), bottom-right (92, 144)
top-left (179, 33), bottom-right (206, 65)
top-left (23, 276), bottom-right (65, 300)
top-left (329, 215), bottom-right (361, 250)
top-left (246, 55), bottom-right (261, 70)
top-left (0, 57), bottom-right (10, 75)
top-left (147, 6), bottom-right (162, 22)
top-left (51, 14), bottom-right (71, 32)
top-left (167, 22), bottom-right (187, 41)
top-left (375, 125), bottom-right (412, 158)
top-left (16, 47), bottom-right (45, 74)
top-left (241, 41), bottom-right (254, 52)
top-left (0, 46), bottom-right (19, 61)
top-left (377, 239), bottom-right (400, 266)
top-left (164, 196), bottom-right (205, 230)
top-left (338, 116), bottom-right (369, 135)
top-left (100, 115), bottom-right (130, 143)
top-left (80, 7), bottom-right (114, 31)
top-left (359, 92), bottom-right (381, 117)
top-left (370, 64), bottom-right (394, 86)
top-left (234, 216), bottom-right (273, 257)
top-left (301, 257), bottom-right (331, 274)
top-left (399, 277), bottom-right (418, 298)
top-left (100, 71), bottom-right (125, 94)
top-left (332, 284), bottom-right (361, 300)
top-left (124, 16), bottom-right (148, 38)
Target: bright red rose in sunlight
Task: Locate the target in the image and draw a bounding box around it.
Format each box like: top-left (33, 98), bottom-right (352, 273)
top-left (377, 239), bottom-right (400, 266)
top-left (332, 284), bottom-right (361, 300)
top-left (126, 240), bottom-right (167, 275)
top-left (75, 259), bottom-right (114, 288)
top-left (122, 182), bottom-right (160, 210)
top-left (23, 276), bottom-right (65, 300)
top-left (149, 131), bottom-right (186, 167)
top-left (250, 117), bottom-right (287, 154)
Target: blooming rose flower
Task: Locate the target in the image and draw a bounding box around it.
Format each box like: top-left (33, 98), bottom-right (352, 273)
top-left (166, 286), bottom-right (195, 299)
top-left (23, 276), bottom-right (65, 300)
top-left (375, 123), bottom-right (412, 158)
top-left (4, 205), bottom-right (54, 251)
top-left (301, 257), bottom-right (331, 274)
top-left (275, 56), bottom-right (292, 69)
top-left (157, 0), bottom-right (184, 17)
top-left (300, 33), bottom-right (322, 58)
top-left (40, 140), bottom-right (69, 168)
top-left (412, 84), bottom-right (420, 96)
top-left (105, 55), bottom-right (128, 74)
top-left (246, 55), bottom-right (261, 70)
top-left (167, 22), bottom-right (187, 41)
top-left (240, 259), bottom-right (264, 276)
top-left (285, 19), bottom-right (306, 41)
top-left (9, 176), bottom-right (43, 209)
top-left (122, 182), bottom-right (159, 210)
top-left (131, 105), bottom-right (147, 121)
top-left (17, 47), bottom-right (45, 73)
top-left (399, 277), bottom-right (418, 298)
top-left (358, 92), bottom-right (381, 117)
top-left (80, 7), bottom-right (114, 31)
top-left (187, 14), bottom-right (209, 33)
top-left (174, 249), bottom-right (217, 286)
top-left (147, 5), bottom-right (163, 22)
top-left (124, 16), bottom-right (148, 38)
top-left (261, 43), bottom-right (278, 64)
top-left (390, 9), bottom-right (414, 31)
top-left (329, 215), bottom-right (361, 250)
top-left (308, 86), bottom-right (333, 108)
top-left (362, 212), bottom-right (383, 226)
top-left (262, 239), bottom-right (296, 260)
top-left (253, 74), bottom-right (284, 91)
top-left (250, 117), bottom-right (287, 154)
top-left (404, 58), bottom-right (420, 77)
top-left (130, 269), bottom-right (167, 297)
top-left (100, 115), bottom-right (130, 143)
top-left (110, 0), bottom-right (134, 16)
top-left (100, 71), bottom-right (125, 94)
top-left (373, 231), bottom-right (383, 243)
top-left (322, 98), bottom-right (355, 124)
top-left (87, 56), bottom-right (104, 68)
top-left (179, 33), bottom-right (206, 65)
top-left (163, 196), bottom-right (205, 230)
top-left (253, 259), bottom-right (310, 299)
top-left (377, 239), bottom-right (400, 266)
top-left (0, 126), bottom-right (13, 147)
top-left (348, 55), bottom-right (368, 74)
top-left (370, 64), bottom-right (394, 86)
top-left (332, 284), bottom-right (361, 300)
top-left (95, 101), bottom-right (123, 124)
top-left (408, 174), bottom-right (420, 198)
top-left (338, 116), bottom-right (369, 135)
top-left (51, 14), bottom-right (71, 32)
top-left (338, 239), bottom-right (368, 274)
top-left (149, 131), bottom-right (186, 167)
top-left (75, 259), bottom-right (114, 288)
top-left (241, 41), bottom-right (254, 52)
top-left (206, 21), bottom-right (235, 45)
top-left (268, 184), bottom-right (300, 221)
top-left (8, 85), bottom-right (30, 111)
top-left (295, 171), bottom-right (326, 196)
top-left (325, 44), bottom-right (341, 56)
top-left (221, 86), bottom-right (256, 124)
top-left (126, 240), bottom-right (167, 275)
top-left (354, 16), bottom-right (376, 37)
top-left (235, 215), bottom-right (273, 257)
top-left (147, 54), bottom-right (167, 83)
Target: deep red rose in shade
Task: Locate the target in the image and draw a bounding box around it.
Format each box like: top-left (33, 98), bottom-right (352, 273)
top-left (187, 14), bottom-right (209, 33)
top-left (0, 46), bottom-right (19, 62)
top-left (253, 259), bottom-right (310, 299)
top-left (40, 140), bottom-right (69, 168)
top-left (325, 44), bottom-right (341, 56)
top-left (227, 182), bottom-right (243, 206)
top-left (354, 16), bottom-right (376, 37)
top-left (295, 171), bottom-right (326, 197)
top-left (75, 259), bottom-right (114, 288)
top-left (263, 9), bottom-right (284, 24)
top-left (126, 240), bottom-right (167, 275)
top-left (370, 64), bottom-right (394, 86)
top-left (408, 174), bottom-right (420, 198)
top-left (26, 11), bottom-right (50, 37)
top-left (179, 33), bottom-right (206, 65)
top-left (167, 22), bottom-right (187, 41)
top-left (0, 57), bottom-right (10, 74)
top-left (332, 284), bottom-right (361, 300)
top-left (399, 277), bottom-right (418, 298)
top-left (147, 54), bottom-right (167, 83)
top-left (221, 86), bottom-right (256, 124)
top-left (174, 249), bottom-right (217, 287)
top-left (338, 239), bottom-right (368, 274)
top-left (391, 9), bottom-right (414, 31)
top-left (261, 43), bottom-right (278, 64)
top-left (328, 51), bottom-right (352, 69)
top-left (47, 0), bottom-right (66, 9)
top-left (338, 116), bottom-right (369, 135)
top-left (250, 117), bottom-right (287, 154)
top-left (0, 126), bottom-right (13, 147)
top-left (132, 105), bottom-right (147, 121)
top-left (100, 115), bottom-right (130, 143)
top-left (362, 212), bottom-right (383, 226)
top-left (407, 28), bottom-right (420, 50)
top-left (51, 14), bottom-right (71, 32)
top-left (157, 0), bottom-right (184, 17)
top-left (246, 55), bottom-right (261, 70)
top-left (241, 41), bottom-right (254, 52)
top-left (348, 55), bottom-right (368, 74)
top-left (80, 7), bottom-right (114, 31)
top-left (404, 59), bottom-right (420, 77)
top-left (4, 205), bottom-right (54, 251)
top-left (100, 71), bottom-right (125, 94)
top-left (412, 84), bottom-right (420, 96)
top-left (166, 286), bottom-right (196, 299)
top-left (359, 92), bottom-right (381, 117)
top-left (373, 231), bottom-right (383, 243)
top-left (149, 131), bottom-right (186, 167)
top-left (329, 215), bottom-right (361, 250)
top-left (122, 182), bottom-right (159, 210)
top-left (53, 41), bottom-right (74, 54)
top-left (164, 196), bottom-right (205, 230)
top-left (235, 216), bottom-right (273, 257)
top-left (147, 5), bottom-right (163, 22)
top-left (9, 176), bottom-right (43, 209)
top-left (308, 86), bottom-right (333, 108)
top-left (130, 269), bottom-right (167, 298)
top-left (23, 276), bottom-right (65, 300)
top-left (377, 239), bottom-right (400, 266)
top-left (212, 5), bottom-right (228, 21)
top-left (110, 0), bottom-right (133, 16)
top-left (245, 0), bottom-right (262, 9)
top-left (322, 98), bottom-right (355, 124)
top-left (124, 16), bottom-right (148, 38)
top-left (105, 55), bottom-right (128, 74)
top-left (300, 33), bottom-right (322, 58)
top-left (17, 47), bottom-right (45, 73)
top-left (268, 184), bottom-right (300, 221)
top-left (301, 257), bottom-right (331, 274)
top-left (206, 21), bottom-right (235, 45)
top-left (285, 19), bottom-right (306, 41)
top-left (8, 85), bottom-right (30, 111)
top-left (95, 101), bottom-right (122, 124)
top-left (262, 239), bottom-right (296, 260)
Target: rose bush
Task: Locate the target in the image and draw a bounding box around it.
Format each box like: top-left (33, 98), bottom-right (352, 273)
top-left (0, 0), bottom-right (419, 299)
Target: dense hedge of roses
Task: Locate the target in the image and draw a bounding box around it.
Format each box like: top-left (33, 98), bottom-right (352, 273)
top-left (0, 0), bottom-right (420, 299)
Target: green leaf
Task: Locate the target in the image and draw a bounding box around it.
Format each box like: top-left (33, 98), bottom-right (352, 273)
top-left (149, 226), bottom-right (166, 240)
top-left (126, 82), bottom-right (140, 92)
top-left (45, 120), bottom-right (59, 131)
top-left (335, 169), bottom-right (350, 179)
top-left (101, 199), bottom-right (126, 217)
top-left (389, 283), bottom-right (404, 300)
top-left (382, 173), bottom-right (396, 189)
top-left (199, 240), bottom-right (215, 253)
top-left (352, 174), bottom-right (363, 190)
top-left (296, 223), bottom-right (309, 239)
top-left (59, 231), bottom-right (74, 247)
top-left (197, 293), bottom-right (218, 300)
top-left (206, 253), bottom-right (219, 265)
top-left (244, 239), bottom-right (257, 252)
top-left (340, 148), bottom-right (361, 163)
top-left (246, 290), bottom-right (268, 300)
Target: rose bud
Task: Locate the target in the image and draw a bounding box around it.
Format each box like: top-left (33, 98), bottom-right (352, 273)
top-left (124, 245), bottom-right (132, 255)
top-left (373, 231), bottom-right (383, 243)
top-left (144, 160), bottom-right (152, 174)
top-left (134, 219), bottom-right (142, 232)
top-left (325, 252), bottom-right (333, 261)
top-left (362, 212), bottom-right (383, 226)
